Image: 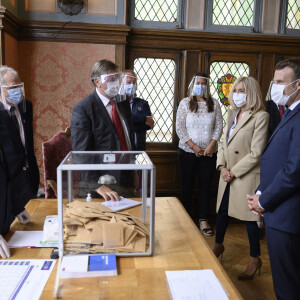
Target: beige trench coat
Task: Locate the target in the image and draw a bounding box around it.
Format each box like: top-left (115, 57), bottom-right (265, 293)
top-left (216, 108), bottom-right (269, 221)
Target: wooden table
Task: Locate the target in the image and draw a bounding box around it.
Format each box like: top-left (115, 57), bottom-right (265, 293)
top-left (4, 197), bottom-right (242, 299)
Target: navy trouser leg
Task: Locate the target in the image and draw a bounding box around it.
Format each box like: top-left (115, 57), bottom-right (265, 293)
top-left (215, 183), bottom-right (230, 244)
top-left (265, 226), bottom-right (300, 300)
top-left (244, 221), bottom-right (261, 257)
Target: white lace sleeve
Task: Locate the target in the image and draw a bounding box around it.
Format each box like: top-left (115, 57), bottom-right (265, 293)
top-left (212, 99), bottom-right (223, 141)
top-left (176, 98), bottom-right (191, 143)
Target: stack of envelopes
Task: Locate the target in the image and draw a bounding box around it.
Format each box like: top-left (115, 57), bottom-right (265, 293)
top-left (63, 200), bottom-right (150, 254)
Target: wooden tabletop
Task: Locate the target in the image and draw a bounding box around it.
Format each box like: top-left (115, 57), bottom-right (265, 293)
top-left (4, 197), bottom-right (242, 299)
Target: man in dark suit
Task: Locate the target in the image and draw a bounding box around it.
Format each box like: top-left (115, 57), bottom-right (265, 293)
top-left (121, 70), bottom-right (154, 150)
top-left (247, 58), bottom-right (300, 299)
top-left (0, 66), bottom-right (39, 258)
top-left (71, 60), bottom-right (135, 200)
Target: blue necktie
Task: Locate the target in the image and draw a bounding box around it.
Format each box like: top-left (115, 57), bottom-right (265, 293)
top-left (281, 108), bottom-right (291, 122)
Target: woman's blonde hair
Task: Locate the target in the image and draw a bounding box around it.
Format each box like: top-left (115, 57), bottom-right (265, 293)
top-left (228, 77), bottom-right (265, 113)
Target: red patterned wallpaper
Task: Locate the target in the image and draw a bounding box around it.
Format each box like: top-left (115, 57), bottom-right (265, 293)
top-left (5, 40), bottom-right (116, 186)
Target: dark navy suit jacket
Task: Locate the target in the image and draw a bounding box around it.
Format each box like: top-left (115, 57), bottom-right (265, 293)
top-left (130, 97), bottom-right (152, 151)
top-left (71, 90), bottom-right (135, 152)
top-left (0, 100), bottom-right (39, 235)
top-left (258, 102), bottom-right (300, 235)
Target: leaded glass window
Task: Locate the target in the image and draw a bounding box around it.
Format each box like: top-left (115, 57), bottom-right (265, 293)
top-left (134, 58), bottom-right (176, 143)
top-left (135, 0), bottom-right (178, 22)
top-left (286, 0), bottom-right (300, 29)
top-left (210, 62), bottom-right (250, 128)
top-left (212, 0), bottom-right (255, 27)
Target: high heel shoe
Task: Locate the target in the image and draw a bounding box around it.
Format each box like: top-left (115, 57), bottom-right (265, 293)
top-left (238, 257), bottom-right (262, 280)
top-left (212, 243), bottom-right (225, 262)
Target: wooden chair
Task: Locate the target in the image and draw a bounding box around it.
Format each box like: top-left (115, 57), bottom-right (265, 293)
top-left (42, 127), bottom-right (73, 198)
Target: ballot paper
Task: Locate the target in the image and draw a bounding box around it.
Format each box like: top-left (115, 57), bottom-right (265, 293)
top-left (100, 197), bottom-right (142, 212)
top-left (165, 269), bottom-right (229, 300)
top-left (8, 231), bottom-right (58, 248)
top-left (63, 200), bottom-right (150, 254)
top-left (60, 254), bottom-right (117, 278)
top-left (0, 259), bottom-right (56, 300)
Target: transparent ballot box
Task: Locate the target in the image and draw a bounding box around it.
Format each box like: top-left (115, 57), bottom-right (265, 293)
top-left (56, 151), bottom-right (156, 258)
top-left (54, 151), bottom-right (156, 298)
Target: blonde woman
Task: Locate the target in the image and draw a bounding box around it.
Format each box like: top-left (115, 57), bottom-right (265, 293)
top-left (213, 77), bottom-right (269, 280)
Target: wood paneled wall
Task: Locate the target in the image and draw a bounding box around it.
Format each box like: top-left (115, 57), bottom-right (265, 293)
top-left (1, 11), bottom-right (300, 205)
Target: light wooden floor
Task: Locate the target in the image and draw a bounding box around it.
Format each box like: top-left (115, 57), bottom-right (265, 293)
top-left (201, 222), bottom-right (276, 300)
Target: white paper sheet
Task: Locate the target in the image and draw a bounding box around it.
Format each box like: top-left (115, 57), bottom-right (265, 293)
top-left (165, 269), bottom-right (229, 300)
top-left (100, 197), bottom-right (142, 212)
top-left (0, 259), bottom-right (56, 300)
top-left (8, 231), bottom-right (58, 248)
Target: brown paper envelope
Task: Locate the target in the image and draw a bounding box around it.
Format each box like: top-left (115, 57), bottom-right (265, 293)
top-left (109, 216), bottom-right (117, 223)
top-left (125, 231), bottom-right (137, 247)
top-left (103, 222), bottom-right (124, 248)
top-left (90, 222), bottom-right (105, 245)
top-left (130, 217), bottom-right (150, 235)
top-left (74, 226), bottom-right (92, 243)
top-left (65, 225), bottom-right (78, 236)
top-left (124, 225), bottom-right (135, 244)
top-left (133, 236), bottom-right (146, 252)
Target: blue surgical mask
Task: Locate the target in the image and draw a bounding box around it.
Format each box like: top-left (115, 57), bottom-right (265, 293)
top-left (6, 88), bottom-right (24, 105)
top-left (193, 84), bottom-right (206, 97)
top-left (124, 84), bottom-right (137, 96)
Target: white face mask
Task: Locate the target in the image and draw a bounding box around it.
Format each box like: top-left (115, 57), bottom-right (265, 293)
top-left (233, 93), bottom-right (247, 107)
top-left (124, 84), bottom-right (137, 96)
top-left (271, 79), bottom-right (299, 107)
top-left (193, 84), bottom-right (206, 97)
top-left (104, 80), bottom-right (120, 98)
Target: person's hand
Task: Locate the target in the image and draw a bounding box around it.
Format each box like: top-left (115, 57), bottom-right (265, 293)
top-left (220, 167), bottom-right (231, 182)
top-left (0, 235), bottom-right (10, 259)
top-left (96, 185), bottom-right (120, 201)
top-left (193, 144), bottom-right (205, 157)
top-left (228, 171), bottom-right (235, 182)
top-left (145, 116), bottom-right (154, 128)
top-left (204, 145), bottom-right (214, 157)
top-left (16, 209), bottom-right (30, 224)
top-left (247, 194), bottom-right (265, 216)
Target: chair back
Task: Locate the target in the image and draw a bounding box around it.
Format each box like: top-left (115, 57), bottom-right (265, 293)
top-left (42, 128), bottom-right (72, 198)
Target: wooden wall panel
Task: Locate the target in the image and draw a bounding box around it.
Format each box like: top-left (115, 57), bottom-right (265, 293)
top-left (1, 13), bottom-right (300, 202)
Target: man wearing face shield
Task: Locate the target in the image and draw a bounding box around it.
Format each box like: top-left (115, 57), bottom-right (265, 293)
top-left (71, 60), bottom-right (135, 201)
top-left (119, 70), bottom-right (154, 151)
top-left (0, 66), bottom-right (39, 259)
top-left (247, 58), bottom-right (300, 299)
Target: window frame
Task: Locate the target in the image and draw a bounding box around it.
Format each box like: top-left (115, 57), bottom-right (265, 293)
top-left (128, 50), bottom-right (180, 150)
top-left (279, 0), bottom-right (300, 36)
top-left (130, 0), bottom-right (185, 29)
top-left (205, 0), bottom-right (263, 34)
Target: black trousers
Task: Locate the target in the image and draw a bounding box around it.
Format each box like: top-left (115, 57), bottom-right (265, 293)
top-left (177, 148), bottom-right (216, 220)
top-left (215, 183), bottom-right (261, 257)
top-left (266, 226), bottom-right (300, 300)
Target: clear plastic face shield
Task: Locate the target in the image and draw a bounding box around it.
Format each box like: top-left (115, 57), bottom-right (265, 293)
top-left (187, 76), bottom-right (210, 98)
top-left (0, 82), bottom-right (26, 111)
top-left (118, 74), bottom-right (137, 101)
top-left (97, 72), bottom-right (122, 98)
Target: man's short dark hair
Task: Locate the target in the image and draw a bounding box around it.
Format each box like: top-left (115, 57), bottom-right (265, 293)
top-left (91, 59), bottom-right (119, 87)
top-left (275, 58), bottom-right (300, 81)
top-left (123, 69), bottom-right (137, 77)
